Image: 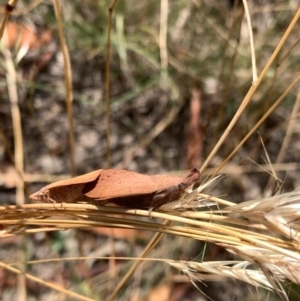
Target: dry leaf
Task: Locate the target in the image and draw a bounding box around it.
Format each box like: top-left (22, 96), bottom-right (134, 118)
top-left (29, 168), bottom-right (200, 209)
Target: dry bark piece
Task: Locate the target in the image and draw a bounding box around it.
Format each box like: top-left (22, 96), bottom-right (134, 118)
top-left (29, 168), bottom-right (200, 209)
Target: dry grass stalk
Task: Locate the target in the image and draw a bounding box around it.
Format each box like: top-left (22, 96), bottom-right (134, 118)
top-left (53, 0), bottom-right (75, 176)
top-left (2, 29), bottom-right (26, 301)
top-left (0, 177), bottom-right (300, 299)
top-left (201, 7), bottom-right (300, 174)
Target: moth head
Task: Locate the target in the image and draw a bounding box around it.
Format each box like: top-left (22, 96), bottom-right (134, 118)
top-left (29, 190), bottom-right (49, 202)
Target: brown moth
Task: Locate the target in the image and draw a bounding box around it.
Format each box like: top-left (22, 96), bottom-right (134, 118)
top-left (29, 168), bottom-right (200, 209)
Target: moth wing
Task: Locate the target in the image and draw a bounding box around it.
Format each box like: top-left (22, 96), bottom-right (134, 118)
top-left (150, 168), bottom-right (200, 190)
top-left (42, 169), bottom-right (102, 191)
top-left (82, 169), bottom-right (158, 200)
top-left (150, 174), bottom-right (186, 190)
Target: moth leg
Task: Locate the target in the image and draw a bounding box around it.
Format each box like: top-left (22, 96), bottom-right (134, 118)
top-left (44, 191), bottom-right (57, 203)
top-left (148, 207), bottom-right (154, 218)
top-left (93, 200), bottom-right (107, 207)
top-left (48, 197), bottom-right (58, 203)
top-left (40, 191), bottom-right (60, 209)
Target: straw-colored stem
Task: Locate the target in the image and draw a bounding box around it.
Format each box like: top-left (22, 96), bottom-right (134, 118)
top-left (201, 7), bottom-right (300, 174)
top-left (0, 261), bottom-right (94, 301)
top-left (264, 88), bottom-right (300, 191)
top-left (0, 0), bottom-right (19, 39)
top-left (53, 0), bottom-right (76, 176)
top-left (108, 220), bottom-right (172, 301)
top-left (3, 42), bottom-right (26, 301)
top-left (117, 105), bottom-right (180, 168)
top-left (159, 0), bottom-right (168, 78)
top-left (242, 0), bottom-right (257, 81)
top-left (105, 0), bottom-right (118, 168)
top-left (214, 73), bottom-right (300, 175)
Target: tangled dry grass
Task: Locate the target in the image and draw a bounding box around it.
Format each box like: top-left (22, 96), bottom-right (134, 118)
top-left (1, 177), bottom-right (300, 300)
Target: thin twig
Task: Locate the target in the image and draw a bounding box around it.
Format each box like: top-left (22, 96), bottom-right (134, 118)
top-left (264, 86), bottom-right (300, 192)
top-left (117, 105), bottom-right (181, 169)
top-left (160, 0), bottom-right (168, 79)
top-left (214, 73), bottom-right (300, 176)
top-left (0, 261), bottom-right (95, 301)
top-left (3, 40), bottom-right (26, 301)
top-left (0, 0), bottom-right (19, 40)
top-left (105, 0), bottom-right (119, 291)
top-left (0, 162), bottom-right (299, 187)
top-left (201, 7), bottom-right (300, 174)
top-left (105, 0), bottom-right (119, 168)
top-left (53, 0), bottom-right (76, 176)
top-left (211, 8), bottom-right (244, 147)
top-left (242, 0), bottom-right (257, 82)
top-left (107, 220), bottom-right (172, 301)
